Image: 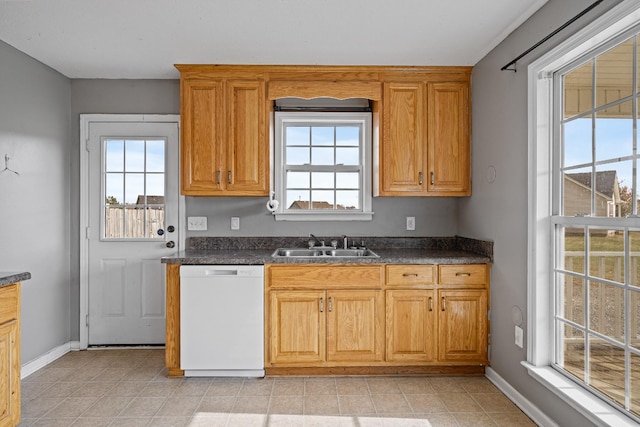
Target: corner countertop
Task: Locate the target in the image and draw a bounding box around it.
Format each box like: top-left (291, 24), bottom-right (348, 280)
top-left (161, 236), bottom-right (493, 265)
top-left (0, 272), bottom-right (31, 287)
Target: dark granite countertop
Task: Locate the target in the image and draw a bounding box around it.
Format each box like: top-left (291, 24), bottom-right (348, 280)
top-left (0, 272), bottom-right (31, 287)
top-left (161, 236), bottom-right (492, 265)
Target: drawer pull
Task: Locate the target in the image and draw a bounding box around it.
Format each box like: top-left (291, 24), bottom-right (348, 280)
top-left (320, 297), bottom-right (324, 313)
top-left (455, 272), bottom-right (471, 277)
top-left (227, 170), bottom-right (232, 184)
top-left (419, 172), bottom-right (423, 185)
top-left (215, 170), bottom-right (221, 184)
top-left (402, 273), bottom-right (418, 277)
top-left (441, 297), bottom-right (446, 311)
top-left (428, 297), bottom-right (433, 312)
top-left (328, 297), bottom-right (333, 312)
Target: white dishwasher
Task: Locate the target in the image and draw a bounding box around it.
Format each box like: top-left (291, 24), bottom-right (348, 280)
top-left (180, 265), bottom-right (264, 377)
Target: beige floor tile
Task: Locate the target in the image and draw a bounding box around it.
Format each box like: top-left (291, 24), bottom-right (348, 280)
top-left (24, 368), bottom-right (76, 384)
top-left (304, 394), bottom-right (340, 415)
top-left (32, 418), bottom-right (78, 426)
top-left (272, 378), bottom-right (305, 396)
top-left (155, 395), bottom-right (201, 417)
top-left (82, 395), bottom-right (132, 417)
top-left (231, 395), bottom-right (270, 413)
top-left (336, 377), bottom-right (370, 395)
top-left (89, 367), bottom-right (134, 383)
top-left (108, 417), bottom-right (151, 427)
top-left (413, 413), bottom-right (459, 427)
top-left (42, 397), bottom-right (99, 418)
top-left (338, 394), bottom-right (376, 415)
top-left (238, 378), bottom-right (274, 396)
top-left (458, 376), bottom-right (499, 393)
top-left (367, 377), bottom-right (403, 394)
top-left (303, 414), bottom-right (358, 426)
top-left (105, 381), bottom-right (148, 397)
top-left (70, 417), bottom-right (114, 426)
top-left (119, 396), bottom-right (166, 417)
top-left (438, 392), bottom-right (483, 412)
top-left (147, 416), bottom-right (193, 426)
top-left (21, 397), bottom-right (65, 419)
top-left (189, 413), bottom-right (228, 427)
top-left (488, 411), bottom-right (538, 426)
top-left (452, 412), bottom-right (498, 426)
top-left (264, 413), bottom-right (305, 427)
top-left (396, 377), bottom-right (435, 394)
top-left (471, 392), bottom-right (522, 412)
top-left (70, 382), bottom-right (117, 398)
top-left (37, 382), bottom-right (82, 399)
top-left (305, 378), bottom-right (337, 395)
top-left (172, 379), bottom-right (212, 396)
top-left (226, 413), bottom-right (268, 426)
top-left (429, 377), bottom-right (466, 393)
top-left (196, 395), bottom-right (237, 413)
top-left (268, 395), bottom-right (304, 414)
top-left (139, 381), bottom-right (181, 397)
top-left (206, 379), bottom-right (243, 396)
top-left (21, 382), bottom-right (57, 400)
top-left (69, 367), bottom-right (108, 383)
top-left (405, 394), bottom-right (448, 413)
top-left (371, 394), bottom-right (411, 414)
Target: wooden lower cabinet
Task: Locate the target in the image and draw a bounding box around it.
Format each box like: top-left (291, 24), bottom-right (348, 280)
top-left (386, 289), bottom-right (436, 363)
top-left (0, 283), bottom-right (20, 427)
top-left (438, 289), bottom-right (488, 362)
top-left (269, 289), bottom-right (384, 366)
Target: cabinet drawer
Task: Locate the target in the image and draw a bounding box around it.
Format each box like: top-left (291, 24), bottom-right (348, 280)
top-left (0, 284), bottom-right (18, 325)
top-left (267, 265), bottom-right (384, 288)
top-left (438, 265), bottom-right (487, 285)
top-left (386, 265), bottom-right (434, 286)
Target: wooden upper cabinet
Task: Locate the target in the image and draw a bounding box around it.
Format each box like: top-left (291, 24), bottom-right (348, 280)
top-left (379, 82), bottom-right (425, 195)
top-left (180, 76), bottom-right (268, 196)
top-left (427, 82), bottom-right (470, 195)
top-left (376, 77), bottom-right (471, 197)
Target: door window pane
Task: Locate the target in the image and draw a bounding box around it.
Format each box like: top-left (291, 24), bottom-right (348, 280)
top-left (103, 138), bottom-right (165, 240)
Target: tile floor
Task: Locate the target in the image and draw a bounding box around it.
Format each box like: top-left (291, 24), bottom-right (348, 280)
top-left (19, 349), bottom-right (537, 426)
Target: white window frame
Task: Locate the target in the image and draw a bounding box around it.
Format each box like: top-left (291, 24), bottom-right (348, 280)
top-left (272, 111), bottom-right (373, 221)
top-left (527, 2), bottom-right (640, 426)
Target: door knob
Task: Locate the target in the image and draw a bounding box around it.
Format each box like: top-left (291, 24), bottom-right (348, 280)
top-left (157, 229), bottom-right (165, 236)
top-left (166, 241), bottom-right (175, 248)
top-left (167, 225), bottom-right (175, 233)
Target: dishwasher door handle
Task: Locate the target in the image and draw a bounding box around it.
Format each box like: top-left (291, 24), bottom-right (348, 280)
top-left (205, 269), bottom-right (239, 276)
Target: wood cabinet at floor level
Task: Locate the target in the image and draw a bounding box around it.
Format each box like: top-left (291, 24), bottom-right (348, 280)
top-left (179, 76), bottom-right (268, 196)
top-left (377, 80), bottom-right (470, 196)
top-left (385, 264), bottom-right (488, 365)
top-left (0, 283), bottom-right (20, 427)
top-left (266, 265), bottom-right (385, 367)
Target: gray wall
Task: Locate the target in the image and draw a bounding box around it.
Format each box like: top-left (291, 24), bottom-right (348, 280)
top-left (0, 40), bottom-right (71, 363)
top-left (69, 79), bottom-right (181, 339)
top-left (459, 0), bottom-right (623, 426)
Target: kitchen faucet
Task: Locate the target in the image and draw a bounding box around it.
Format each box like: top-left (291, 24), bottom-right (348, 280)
top-left (308, 233), bottom-right (324, 248)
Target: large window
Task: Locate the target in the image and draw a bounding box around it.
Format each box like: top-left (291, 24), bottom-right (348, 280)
top-left (553, 29), bottom-right (640, 420)
top-left (527, 5), bottom-right (640, 425)
top-left (273, 111), bottom-right (373, 221)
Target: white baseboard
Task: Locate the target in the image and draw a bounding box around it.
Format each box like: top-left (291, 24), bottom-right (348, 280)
top-left (21, 341), bottom-right (77, 379)
top-left (486, 366), bottom-right (559, 427)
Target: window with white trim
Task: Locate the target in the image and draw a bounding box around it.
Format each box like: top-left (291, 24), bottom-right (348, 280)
top-left (273, 111), bottom-right (373, 221)
top-left (528, 5), bottom-right (640, 424)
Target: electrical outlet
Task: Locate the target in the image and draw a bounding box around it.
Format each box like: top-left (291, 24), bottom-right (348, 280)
top-left (406, 216), bottom-right (415, 231)
top-left (231, 217), bottom-right (240, 230)
top-left (515, 325), bottom-right (524, 348)
top-left (187, 216), bottom-right (207, 231)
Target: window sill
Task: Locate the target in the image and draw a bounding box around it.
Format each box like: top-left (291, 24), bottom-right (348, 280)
top-left (274, 211), bottom-right (374, 221)
top-left (522, 362), bottom-right (638, 426)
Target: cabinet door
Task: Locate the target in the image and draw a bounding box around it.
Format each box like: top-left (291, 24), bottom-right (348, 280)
top-left (427, 82), bottom-right (470, 195)
top-left (0, 320), bottom-right (18, 427)
top-left (226, 80), bottom-right (268, 195)
top-left (438, 289), bottom-right (487, 363)
top-left (181, 79), bottom-right (225, 194)
top-left (379, 82), bottom-right (426, 195)
top-left (326, 290), bottom-right (384, 362)
top-left (270, 291), bottom-right (325, 365)
top-left (386, 290), bottom-right (436, 363)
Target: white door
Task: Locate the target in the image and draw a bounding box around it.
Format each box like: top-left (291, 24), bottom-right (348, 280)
top-left (87, 119), bottom-right (179, 345)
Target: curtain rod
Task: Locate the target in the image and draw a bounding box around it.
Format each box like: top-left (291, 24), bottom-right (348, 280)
top-left (501, 0), bottom-right (603, 72)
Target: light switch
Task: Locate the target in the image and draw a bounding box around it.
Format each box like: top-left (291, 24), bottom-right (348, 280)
top-left (187, 216), bottom-right (207, 231)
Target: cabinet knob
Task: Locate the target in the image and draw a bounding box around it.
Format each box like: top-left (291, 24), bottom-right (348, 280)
top-left (166, 241), bottom-right (175, 249)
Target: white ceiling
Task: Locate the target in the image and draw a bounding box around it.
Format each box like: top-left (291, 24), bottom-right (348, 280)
top-left (0, 0), bottom-right (548, 79)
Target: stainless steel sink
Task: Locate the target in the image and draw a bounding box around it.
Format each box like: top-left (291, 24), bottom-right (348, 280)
top-left (271, 248), bottom-right (379, 258)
